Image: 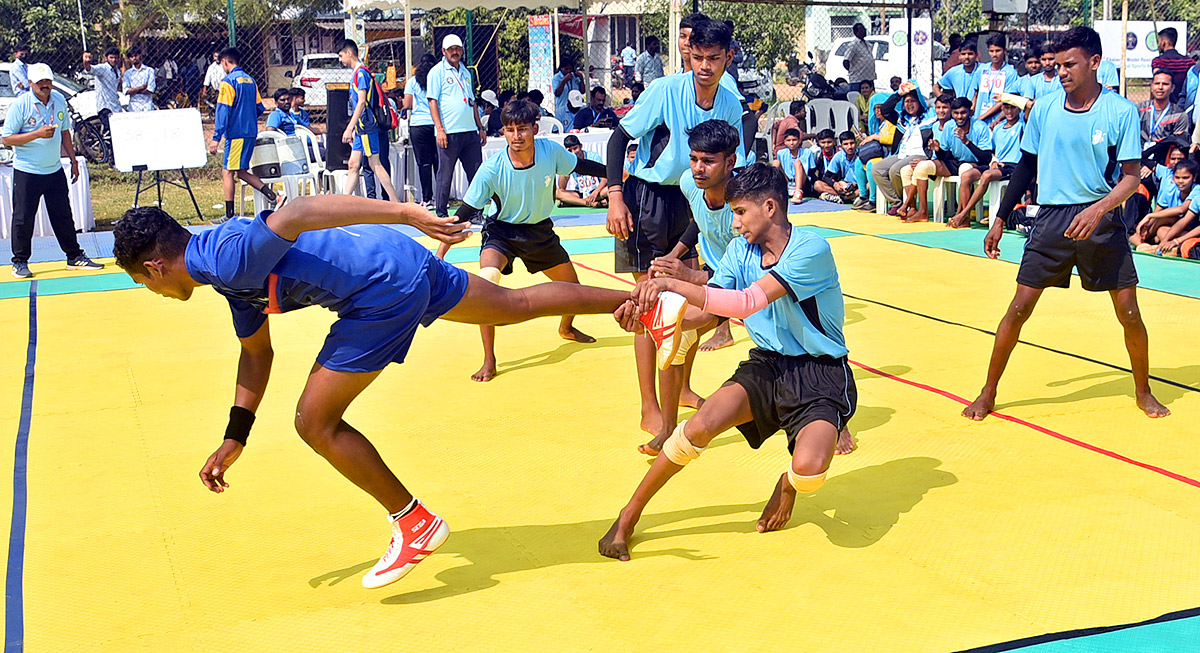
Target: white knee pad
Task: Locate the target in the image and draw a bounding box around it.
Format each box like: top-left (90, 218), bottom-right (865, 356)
top-left (662, 421), bottom-right (705, 466)
top-left (913, 159), bottom-right (938, 182)
top-left (899, 164), bottom-right (916, 186)
top-left (787, 467), bottom-right (827, 493)
top-left (479, 267), bottom-right (502, 285)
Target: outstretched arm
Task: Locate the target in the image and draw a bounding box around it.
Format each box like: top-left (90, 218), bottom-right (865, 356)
top-left (199, 321), bottom-right (274, 493)
top-left (264, 195), bottom-right (470, 244)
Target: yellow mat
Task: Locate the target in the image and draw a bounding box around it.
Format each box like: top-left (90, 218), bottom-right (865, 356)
top-left (2, 213), bottom-right (1199, 651)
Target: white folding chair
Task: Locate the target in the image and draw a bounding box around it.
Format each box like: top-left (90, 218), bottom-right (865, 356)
top-left (931, 175), bottom-right (961, 223)
top-left (538, 116), bottom-right (565, 134)
top-left (829, 101), bottom-right (860, 135)
top-left (295, 126), bottom-right (326, 182)
top-left (806, 98), bottom-right (837, 132)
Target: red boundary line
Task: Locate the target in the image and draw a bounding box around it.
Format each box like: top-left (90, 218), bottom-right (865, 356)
top-left (572, 261), bottom-right (1200, 490)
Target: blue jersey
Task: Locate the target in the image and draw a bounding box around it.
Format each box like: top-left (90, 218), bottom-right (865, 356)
top-left (1021, 89), bottom-right (1140, 206)
top-left (569, 150), bottom-right (605, 196)
top-left (292, 108), bottom-right (311, 127)
top-left (937, 64), bottom-right (981, 102)
top-left (349, 66), bottom-right (378, 132)
top-left (213, 66), bottom-right (263, 141)
top-left (1098, 60), bottom-right (1120, 88)
top-left (975, 64), bottom-right (1020, 118)
top-left (428, 60), bottom-right (477, 134)
top-left (463, 139), bottom-right (578, 224)
top-left (719, 71), bottom-right (742, 100)
top-left (991, 120), bottom-right (1024, 164)
top-left (776, 147), bottom-right (813, 182)
top-left (711, 228), bottom-right (848, 359)
top-left (185, 214), bottom-right (459, 339)
top-left (680, 173), bottom-right (735, 267)
top-left (1153, 165), bottom-right (1200, 209)
top-left (0, 90), bottom-right (72, 175)
top-left (620, 72), bottom-right (744, 185)
top-left (266, 108), bottom-right (296, 136)
top-left (938, 118), bottom-right (993, 163)
top-left (826, 150), bottom-right (855, 181)
top-left (404, 76), bottom-right (433, 127)
top-left (1026, 73), bottom-right (1062, 100)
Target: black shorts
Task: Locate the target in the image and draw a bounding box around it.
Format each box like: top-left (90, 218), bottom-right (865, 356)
top-left (728, 349), bottom-right (857, 453)
top-left (614, 175), bottom-right (696, 274)
top-left (481, 218), bottom-right (571, 275)
top-left (1017, 203), bottom-right (1138, 291)
top-left (992, 163), bottom-right (1016, 180)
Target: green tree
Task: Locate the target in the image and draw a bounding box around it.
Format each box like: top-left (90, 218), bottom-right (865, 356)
top-left (704, 1), bottom-right (805, 68)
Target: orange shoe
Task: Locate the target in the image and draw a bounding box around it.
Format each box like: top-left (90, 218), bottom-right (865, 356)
top-left (361, 501), bottom-right (449, 589)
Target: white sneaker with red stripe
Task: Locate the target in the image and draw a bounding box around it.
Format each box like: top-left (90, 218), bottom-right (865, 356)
top-left (639, 291), bottom-right (689, 370)
top-left (361, 501), bottom-right (449, 589)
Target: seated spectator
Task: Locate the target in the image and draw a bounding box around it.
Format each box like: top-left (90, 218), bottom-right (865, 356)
top-left (623, 143), bottom-right (637, 181)
top-left (265, 88), bottom-right (297, 135)
top-left (932, 97), bottom-right (994, 226)
top-left (528, 89), bottom-right (551, 116)
top-left (289, 88), bottom-right (319, 134)
top-left (628, 81), bottom-right (645, 105)
top-left (854, 80), bottom-right (873, 132)
top-left (771, 99), bottom-right (808, 154)
top-left (556, 134), bottom-right (608, 207)
top-left (1138, 70), bottom-right (1191, 146)
top-left (487, 90), bottom-right (515, 136)
top-left (572, 86), bottom-right (619, 130)
top-left (950, 102), bottom-right (1024, 227)
top-left (813, 130), bottom-right (858, 203)
top-left (1132, 157), bottom-right (1200, 249)
top-left (894, 94), bottom-right (955, 218)
top-left (773, 128), bottom-right (812, 201)
top-left (870, 81), bottom-right (935, 216)
top-left (1127, 144), bottom-right (1186, 228)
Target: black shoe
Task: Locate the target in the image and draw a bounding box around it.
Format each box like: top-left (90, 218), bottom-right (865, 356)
top-left (66, 254), bottom-right (104, 271)
top-left (11, 261), bottom-right (32, 278)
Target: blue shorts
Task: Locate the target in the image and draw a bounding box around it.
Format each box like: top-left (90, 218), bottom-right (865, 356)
top-left (315, 254), bottom-right (470, 373)
top-left (224, 137), bottom-right (255, 171)
top-left (352, 131), bottom-right (380, 156)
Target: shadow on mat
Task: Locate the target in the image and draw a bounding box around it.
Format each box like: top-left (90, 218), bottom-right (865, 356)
top-left (495, 336), bottom-right (632, 376)
top-left (309, 458), bottom-right (954, 603)
top-left (995, 365), bottom-right (1200, 412)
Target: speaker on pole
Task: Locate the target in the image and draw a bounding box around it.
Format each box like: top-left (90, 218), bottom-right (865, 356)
top-left (325, 84), bottom-right (351, 171)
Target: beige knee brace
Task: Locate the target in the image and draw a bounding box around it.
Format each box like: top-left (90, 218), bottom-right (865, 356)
top-left (479, 267), bottom-right (502, 285)
top-left (899, 163), bottom-right (916, 187)
top-left (662, 421), bottom-right (705, 466)
top-left (787, 467), bottom-right (827, 493)
top-left (913, 159), bottom-right (938, 182)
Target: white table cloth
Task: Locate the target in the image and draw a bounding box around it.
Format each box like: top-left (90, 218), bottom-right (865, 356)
top-left (0, 157), bottom-right (95, 239)
top-left (387, 129), bottom-right (612, 203)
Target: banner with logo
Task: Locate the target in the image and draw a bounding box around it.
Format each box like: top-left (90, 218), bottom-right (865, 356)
top-left (889, 16), bottom-right (934, 96)
top-left (1095, 20), bottom-right (1187, 79)
top-left (529, 15), bottom-right (554, 112)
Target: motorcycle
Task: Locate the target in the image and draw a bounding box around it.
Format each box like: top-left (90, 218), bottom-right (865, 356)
top-left (69, 102), bottom-right (112, 166)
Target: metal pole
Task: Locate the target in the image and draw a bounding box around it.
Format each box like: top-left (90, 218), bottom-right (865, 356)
top-left (404, 1), bottom-right (412, 82)
top-left (1104, 0), bottom-right (1112, 21)
top-left (76, 0), bottom-right (87, 51)
top-left (553, 8), bottom-right (560, 70)
top-left (227, 0), bottom-right (236, 47)
top-left (907, 8), bottom-right (913, 79)
top-left (466, 9), bottom-right (475, 69)
top-left (1119, 0), bottom-right (1128, 96)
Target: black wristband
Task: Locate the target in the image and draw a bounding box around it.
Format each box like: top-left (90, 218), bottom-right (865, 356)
top-left (224, 406), bottom-right (255, 446)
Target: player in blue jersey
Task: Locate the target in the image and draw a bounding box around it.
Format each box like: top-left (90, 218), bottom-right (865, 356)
top-left (973, 34), bottom-right (1021, 123)
top-left (774, 128), bottom-right (813, 200)
top-left (605, 18), bottom-right (745, 437)
top-left (600, 163), bottom-right (856, 561)
top-left (111, 196), bottom-right (672, 589)
top-left (969, 27), bottom-right (1169, 421)
top-left (456, 101), bottom-right (608, 382)
top-left (264, 88), bottom-right (297, 136)
top-left (555, 134), bottom-right (608, 207)
top-left (338, 40), bottom-right (400, 205)
top-left (950, 101), bottom-right (1024, 227)
top-left (812, 131), bottom-right (859, 204)
top-left (207, 48), bottom-right (277, 222)
top-left (936, 40), bottom-right (981, 102)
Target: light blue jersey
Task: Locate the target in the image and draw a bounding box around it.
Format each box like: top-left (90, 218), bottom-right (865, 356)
top-left (826, 150), bottom-right (855, 181)
top-left (552, 70), bottom-right (583, 123)
top-left (719, 71), bottom-right (742, 100)
top-left (463, 139), bottom-right (578, 224)
top-left (570, 150), bottom-right (604, 196)
top-left (1021, 89), bottom-right (1140, 206)
top-left (938, 118), bottom-right (993, 163)
top-left (0, 90), bottom-right (71, 175)
top-left (991, 119), bottom-right (1024, 164)
top-left (1153, 165), bottom-right (1200, 209)
top-left (975, 64), bottom-right (1020, 118)
top-left (711, 228), bottom-right (848, 359)
top-left (427, 59), bottom-right (477, 134)
top-left (404, 76), bottom-right (433, 127)
top-left (620, 72), bottom-right (744, 185)
top-left (937, 64), bottom-right (981, 102)
top-left (266, 108), bottom-right (297, 136)
top-left (680, 173), bottom-right (735, 266)
top-left (776, 147), bottom-right (813, 182)
top-left (1098, 60), bottom-right (1120, 88)
top-left (1026, 73), bottom-right (1062, 100)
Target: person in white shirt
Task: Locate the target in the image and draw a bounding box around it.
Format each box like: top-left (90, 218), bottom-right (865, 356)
top-left (620, 42), bottom-right (637, 87)
top-left (9, 43), bottom-right (29, 95)
top-left (121, 45), bottom-right (157, 112)
top-left (90, 47), bottom-right (124, 127)
top-left (203, 49), bottom-right (224, 117)
top-left (844, 23), bottom-right (877, 87)
top-left (635, 36), bottom-right (665, 85)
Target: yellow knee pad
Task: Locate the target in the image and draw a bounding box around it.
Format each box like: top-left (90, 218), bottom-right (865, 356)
top-left (787, 467), bottom-right (827, 493)
top-left (662, 421), bottom-right (705, 466)
top-left (479, 267), bottom-right (502, 285)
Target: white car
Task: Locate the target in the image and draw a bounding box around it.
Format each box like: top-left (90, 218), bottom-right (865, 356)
top-left (0, 62), bottom-right (120, 125)
top-left (288, 54), bottom-right (353, 111)
top-left (827, 36), bottom-right (907, 92)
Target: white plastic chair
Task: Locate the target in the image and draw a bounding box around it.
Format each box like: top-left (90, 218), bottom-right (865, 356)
top-left (295, 126), bottom-right (326, 181)
top-left (830, 101), bottom-right (860, 135)
top-left (931, 175), bottom-right (961, 223)
top-left (846, 91), bottom-right (861, 105)
top-left (806, 98), bottom-right (837, 132)
top-left (987, 179), bottom-right (1010, 226)
top-left (538, 117), bottom-right (565, 134)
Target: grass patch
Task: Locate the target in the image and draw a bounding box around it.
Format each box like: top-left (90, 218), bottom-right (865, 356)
top-left (89, 161), bottom-right (234, 229)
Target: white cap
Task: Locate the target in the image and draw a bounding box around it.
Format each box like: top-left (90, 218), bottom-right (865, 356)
top-left (567, 89), bottom-right (585, 109)
top-left (28, 63), bottom-right (53, 83)
top-left (480, 89), bottom-right (499, 107)
top-left (442, 34), bottom-right (464, 50)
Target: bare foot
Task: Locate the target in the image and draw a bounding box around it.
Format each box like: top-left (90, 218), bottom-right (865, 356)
top-left (559, 326), bottom-right (596, 343)
top-left (961, 389), bottom-right (996, 421)
top-left (756, 473), bottom-right (797, 533)
top-left (680, 391), bottom-right (705, 410)
top-left (699, 325), bottom-right (734, 352)
top-left (598, 512), bottom-right (637, 561)
top-left (947, 212), bottom-right (972, 229)
top-left (471, 360), bottom-right (497, 382)
top-left (835, 427), bottom-right (855, 455)
top-left (640, 409), bottom-right (662, 436)
top-left (903, 211), bottom-right (930, 223)
top-left (1137, 392), bottom-right (1170, 418)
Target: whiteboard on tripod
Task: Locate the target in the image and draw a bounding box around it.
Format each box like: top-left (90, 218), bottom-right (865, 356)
top-left (110, 108), bottom-right (208, 173)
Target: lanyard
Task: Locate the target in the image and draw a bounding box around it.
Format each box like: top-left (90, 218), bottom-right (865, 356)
top-left (443, 63), bottom-right (469, 103)
top-left (1149, 105), bottom-right (1170, 135)
top-left (31, 97), bottom-right (56, 128)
